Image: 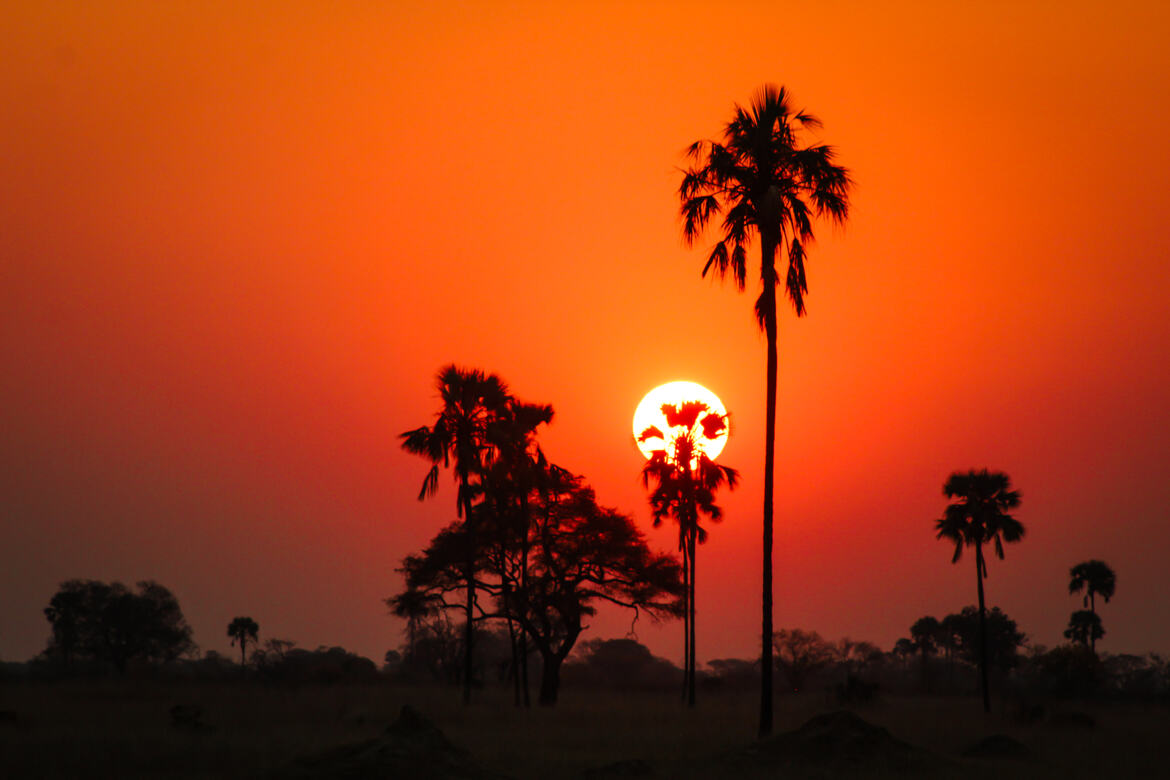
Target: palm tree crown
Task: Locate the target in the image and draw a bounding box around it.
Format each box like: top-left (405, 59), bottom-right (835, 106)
top-left (1069, 559), bottom-right (1116, 610)
top-left (935, 469), bottom-right (1024, 574)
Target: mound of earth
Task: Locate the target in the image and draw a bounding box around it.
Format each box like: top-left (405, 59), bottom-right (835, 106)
top-left (276, 705), bottom-right (509, 780)
top-left (730, 710), bottom-right (946, 774)
top-left (962, 733), bottom-right (1033, 760)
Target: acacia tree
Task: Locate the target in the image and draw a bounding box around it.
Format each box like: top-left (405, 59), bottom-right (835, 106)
top-left (680, 85), bottom-right (851, 736)
top-left (227, 616), bottom-right (259, 665)
top-left (772, 628), bottom-right (834, 692)
top-left (43, 579), bottom-right (195, 674)
top-left (395, 470), bottom-right (684, 706)
top-left (639, 400), bottom-right (738, 707)
top-left (400, 365), bottom-right (510, 704)
top-left (935, 469), bottom-right (1024, 712)
top-left (1068, 560), bottom-right (1115, 653)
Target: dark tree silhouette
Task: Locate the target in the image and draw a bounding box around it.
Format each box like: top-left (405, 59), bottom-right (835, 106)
top-left (935, 469), bottom-right (1024, 712)
top-left (679, 84), bottom-right (851, 736)
top-left (1069, 559), bottom-right (1115, 653)
top-left (947, 605), bottom-right (1025, 674)
top-left (772, 628), bottom-right (834, 692)
top-left (400, 365), bottom-right (510, 704)
top-left (227, 616), bottom-right (259, 665)
top-left (639, 400), bottom-right (739, 707)
top-left (910, 616), bottom-right (942, 691)
top-left (396, 471), bottom-right (684, 705)
top-left (43, 579), bottom-right (195, 674)
top-left (1065, 609), bottom-right (1105, 649)
top-left (387, 588), bottom-right (439, 673)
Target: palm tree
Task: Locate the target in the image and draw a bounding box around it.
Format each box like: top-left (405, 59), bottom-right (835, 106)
top-left (935, 469), bottom-right (1024, 713)
top-left (639, 400), bottom-right (739, 707)
top-left (1069, 559), bottom-right (1115, 654)
top-left (227, 616), bottom-right (259, 666)
top-left (680, 84), bottom-right (851, 735)
top-left (1064, 609), bottom-right (1105, 648)
top-left (401, 365), bottom-right (510, 704)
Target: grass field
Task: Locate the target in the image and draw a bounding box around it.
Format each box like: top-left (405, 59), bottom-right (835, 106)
top-left (2, 681), bottom-right (1168, 778)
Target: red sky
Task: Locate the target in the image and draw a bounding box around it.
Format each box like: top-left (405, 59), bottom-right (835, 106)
top-left (3, 1), bottom-right (1169, 667)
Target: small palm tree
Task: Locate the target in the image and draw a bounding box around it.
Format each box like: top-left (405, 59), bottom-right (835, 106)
top-left (1064, 609), bottom-right (1104, 648)
top-left (401, 365), bottom-right (510, 704)
top-left (1069, 560), bottom-right (1115, 653)
top-left (935, 469), bottom-right (1023, 713)
top-left (640, 400), bottom-right (738, 707)
top-left (680, 84), bottom-right (851, 736)
top-left (227, 616), bottom-right (259, 665)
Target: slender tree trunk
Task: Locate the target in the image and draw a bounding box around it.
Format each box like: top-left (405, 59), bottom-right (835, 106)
top-left (520, 492), bottom-right (531, 707)
top-left (1089, 591), bottom-right (1097, 654)
top-left (462, 489), bottom-right (476, 705)
top-left (240, 640), bottom-right (246, 667)
top-left (539, 652), bottom-right (562, 706)
top-left (681, 541), bottom-right (690, 703)
top-left (975, 540), bottom-right (990, 713)
top-left (759, 236), bottom-right (779, 738)
top-left (688, 530), bottom-right (697, 708)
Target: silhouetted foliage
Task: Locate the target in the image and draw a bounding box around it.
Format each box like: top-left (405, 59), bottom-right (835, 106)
top-left (563, 638), bottom-right (681, 691)
top-left (42, 579), bottom-right (195, 675)
top-left (1069, 559), bottom-right (1115, 653)
top-left (400, 365), bottom-right (512, 705)
top-left (773, 629), bottom-right (835, 692)
top-left (935, 469), bottom-right (1023, 712)
top-left (680, 84), bottom-right (852, 737)
top-left (947, 605), bottom-right (1025, 674)
top-left (227, 616), bottom-right (259, 665)
top-left (639, 399), bottom-right (738, 707)
top-left (1065, 610), bottom-right (1105, 648)
top-left (395, 468), bottom-right (684, 705)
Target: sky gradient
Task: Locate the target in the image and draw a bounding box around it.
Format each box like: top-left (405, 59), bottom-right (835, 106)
top-left (3, 1), bottom-right (1169, 666)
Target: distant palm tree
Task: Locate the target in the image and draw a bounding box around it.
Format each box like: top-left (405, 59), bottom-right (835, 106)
top-left (227, 616), bottom-right (259, 665)
top-left (639, 401), bottom-right (739, 707)
top-left (1068, 559), bottom-right (1115, 654)
top-left (1064, 609), bottom-right (1104, 648)
top-left (910, 616), bottom-right (941, 692)
top-left (935, 469), bottom-right (1023, 713)
top-left (680, 84), bottom-right (851, 736)
top-left (401, 365), bottom-right (510, 704)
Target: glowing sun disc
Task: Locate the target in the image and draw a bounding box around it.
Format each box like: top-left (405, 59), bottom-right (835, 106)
top-left (633, 381), bottom-right (729, 462)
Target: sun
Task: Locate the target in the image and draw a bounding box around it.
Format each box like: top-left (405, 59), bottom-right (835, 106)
top-left (633, 381), bottom-right (729, 463)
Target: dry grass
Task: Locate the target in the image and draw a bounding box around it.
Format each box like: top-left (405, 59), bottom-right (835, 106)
top-left (1, 681), bottom-right (1167, 778)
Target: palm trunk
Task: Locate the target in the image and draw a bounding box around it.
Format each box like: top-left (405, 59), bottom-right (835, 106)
top-left (688, 529), bottom-right (697, 708)
top-left (1089, 591), bottom-right (1097, 654)
top-left (240, 640), bottom-right (246, 667)
top-left (539, 651), bottom-right (562, 706)
top-left (975, 540), bottom-right (990, 713)
top-left (759, 236), bottom-right (778, 738)
top-left (681, 541), bottom-right (690, 703)
top-left (462, 489), bottom-right (476, 705)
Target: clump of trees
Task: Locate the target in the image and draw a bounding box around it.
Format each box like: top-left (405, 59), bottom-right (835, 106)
top-left (41, 579), bottom-right (195, 675)
top-left (1067, 560), bottom-right (1116, 654)
top-left (395, 366), bottom-right (685, 706)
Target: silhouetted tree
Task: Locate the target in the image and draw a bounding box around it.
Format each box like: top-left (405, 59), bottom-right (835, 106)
top-left (396, 471), bottom-right (684, 705)
top-left (910, 616), bottom-right (942, 692)
top-left (680, 84), bottom-right (852, 736)
top-left (935, 469), bottom-right (1023, 712)
top-left (773, 628), bottom-right (835, 692)
top-left (43, 579), bottom-right (195, 674)
top-left (639, 400), bottom-right (739, 707)
top-left (401, 365), bottom-right (510, 704)
top-left (387, 588), bottom-right (438, 671)
top-left (1065, 609), bottom-right (1105, 649)
top-left (1069, 559), bottom-right (1115, 653)
top-left (947, 605), bottom-right (1025, 675)
top-left (227, 616), bottom-right (259, 666)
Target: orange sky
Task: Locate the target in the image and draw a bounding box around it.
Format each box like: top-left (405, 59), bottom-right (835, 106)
top-left (3, 1), bottom-right (1169, 667)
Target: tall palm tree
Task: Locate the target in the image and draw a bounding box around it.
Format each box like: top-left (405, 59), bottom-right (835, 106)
top-left (935, 469), bottom-right (1024, 713)
top-left (401, 365), bottom-right (510, 704)
top-left (227, 616), bottom-right (259, 666)
top-left (680, 84), bottom-right (851, 735)
top-left (1068, 559), bottom-right (1115, 654)
top-left (639, 401), bottom-right (739, 707)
